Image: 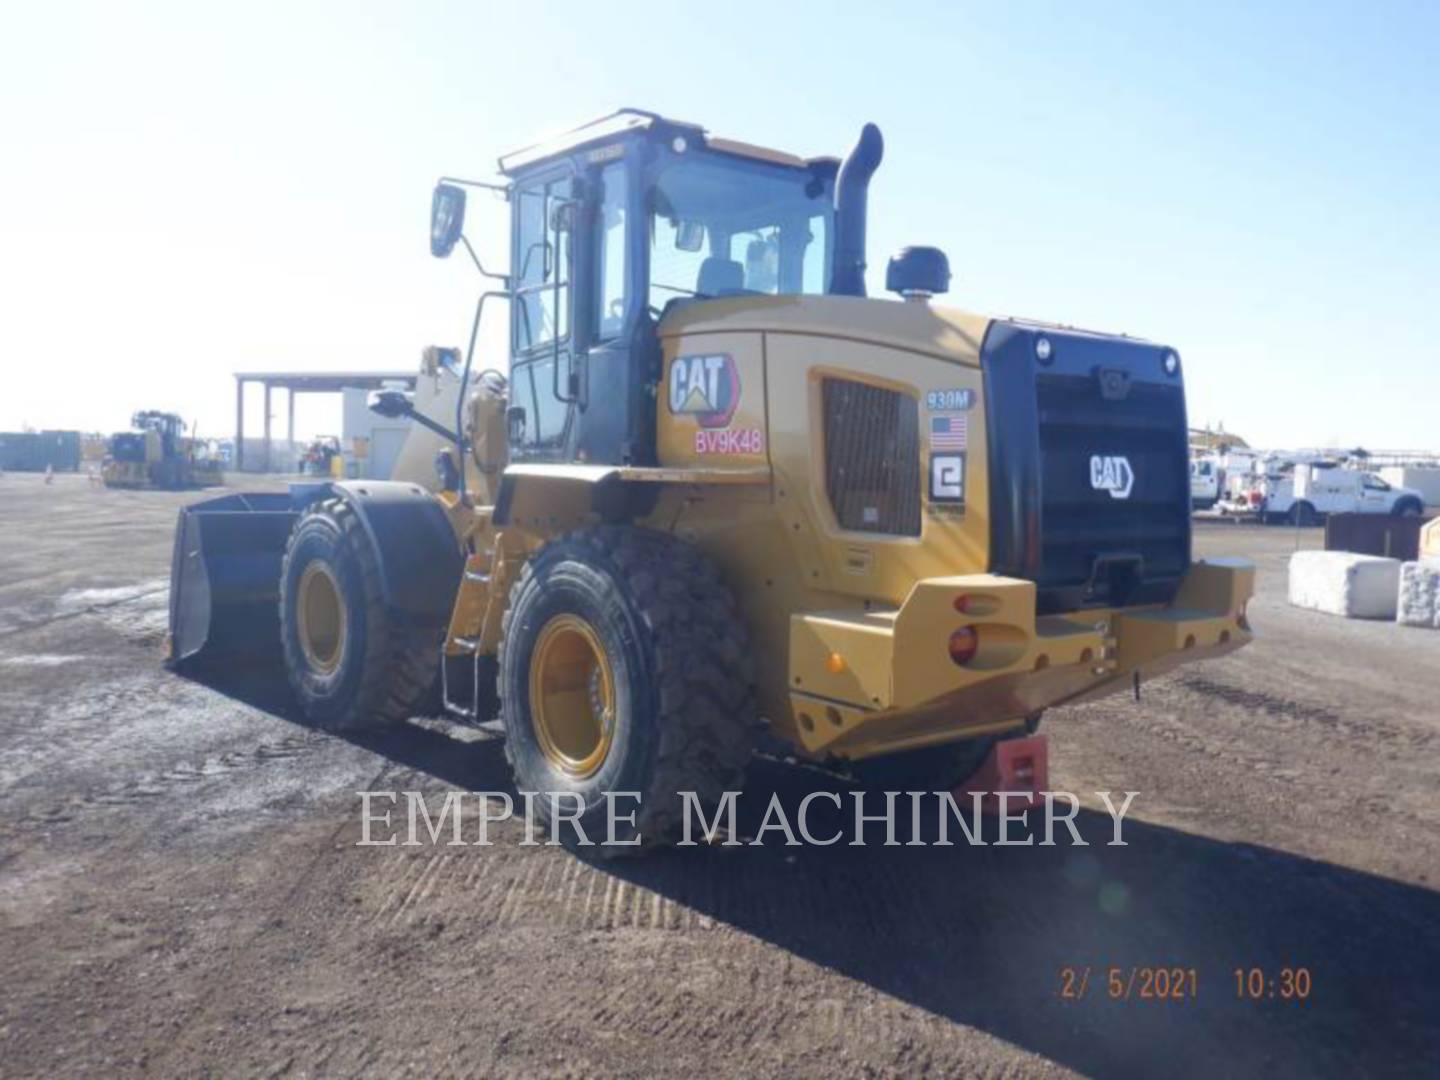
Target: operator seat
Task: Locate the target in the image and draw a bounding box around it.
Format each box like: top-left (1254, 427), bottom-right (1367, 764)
top-left (697, 257), bottom-right (747, 297)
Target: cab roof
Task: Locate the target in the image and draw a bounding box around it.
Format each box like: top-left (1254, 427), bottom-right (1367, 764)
top-left (497, 108), bottom-right (837, 176)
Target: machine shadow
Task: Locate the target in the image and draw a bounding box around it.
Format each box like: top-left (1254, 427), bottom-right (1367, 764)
top-left (178, 660), bottom-right (1438, 1076)
top-left (592, 758), bottom-right (1440, 1077)
top-left (173, 657), bottom-right (517, 792)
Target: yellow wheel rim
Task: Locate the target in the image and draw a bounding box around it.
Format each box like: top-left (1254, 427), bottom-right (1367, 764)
top-left (529, 614), bottom-right (615, 778)
top-left (297, 561), bottom-right (346, 675)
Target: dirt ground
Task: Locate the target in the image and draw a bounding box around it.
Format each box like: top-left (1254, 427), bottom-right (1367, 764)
top-left (1, 470), bottom-right (1437, 1077)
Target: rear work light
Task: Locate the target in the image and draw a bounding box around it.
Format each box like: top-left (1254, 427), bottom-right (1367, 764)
top-left (948, 626), bottom-right (979, 666)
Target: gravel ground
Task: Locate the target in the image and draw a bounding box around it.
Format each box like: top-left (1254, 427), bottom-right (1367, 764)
top-left (1, 470), bottom-right (1437, 1077)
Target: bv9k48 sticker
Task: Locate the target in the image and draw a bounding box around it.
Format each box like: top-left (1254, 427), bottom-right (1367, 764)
top-left (695, 428), bottom-right (764, 455)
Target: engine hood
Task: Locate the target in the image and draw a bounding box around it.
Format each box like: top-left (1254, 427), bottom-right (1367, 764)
top-left (657, 294), bottom-right (993, 368)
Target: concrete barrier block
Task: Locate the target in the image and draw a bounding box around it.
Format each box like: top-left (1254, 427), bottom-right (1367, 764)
top-left (1288, 551), bottom-right (1401, 619)
top-left (1397, 560), bottom-right (1440, 629)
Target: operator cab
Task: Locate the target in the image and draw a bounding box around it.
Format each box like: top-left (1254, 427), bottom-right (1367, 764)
top-left (429, 109), bottom-right (865, 469)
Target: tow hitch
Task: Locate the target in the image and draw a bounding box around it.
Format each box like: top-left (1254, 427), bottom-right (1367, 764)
top-left (957, 734), bottom-right (1049, 813)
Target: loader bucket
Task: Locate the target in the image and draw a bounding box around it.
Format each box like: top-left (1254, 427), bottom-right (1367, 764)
top-left (168, 492), bottom-right (301, 665)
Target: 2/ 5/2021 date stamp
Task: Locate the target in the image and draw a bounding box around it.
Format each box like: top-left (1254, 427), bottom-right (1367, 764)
top-left (1058, 966), bottom-right (1313, 1003)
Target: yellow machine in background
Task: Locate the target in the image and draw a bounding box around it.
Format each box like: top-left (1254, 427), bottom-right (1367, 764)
top-left (300, 436), bottom-right (343, 477)
top-left (170, 110), bottom-right (1253, 851)
top-left (102, 411), bottom-right (223, 490)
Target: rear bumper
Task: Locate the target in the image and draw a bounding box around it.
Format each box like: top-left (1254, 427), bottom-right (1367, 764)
top-left (786, 557), bottom-right (1255, 760)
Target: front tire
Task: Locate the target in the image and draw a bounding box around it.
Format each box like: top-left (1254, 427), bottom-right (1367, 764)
top-left (280, 497), bottom-right (443, 731)
top-left (1289, 501), bottom-right (1318, 527)
top-left (1394, 498), bottom-right (1423, 519)
top-left (499, 527), bottom-right (758, 852)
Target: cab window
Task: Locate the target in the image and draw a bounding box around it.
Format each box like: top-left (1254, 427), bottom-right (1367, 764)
top-left (647, 154), bottom-right (832, 312)
top-left (594, 161), bottom-right (628, 340)
top-left (513, 176), bottom-right (573, 354)
top-left (511, 170), bottom-right (575, 447)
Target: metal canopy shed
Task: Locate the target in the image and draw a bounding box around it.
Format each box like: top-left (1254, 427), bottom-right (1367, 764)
top-left (234, 371), bottom-right (417, 472)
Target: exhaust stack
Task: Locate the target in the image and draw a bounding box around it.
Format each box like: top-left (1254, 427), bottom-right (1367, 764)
top-left (829, 122), bottom-right (885, 297)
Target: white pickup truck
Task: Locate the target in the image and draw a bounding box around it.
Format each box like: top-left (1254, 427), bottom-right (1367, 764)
top-left (1258, 463), bottom-right (1425, 525)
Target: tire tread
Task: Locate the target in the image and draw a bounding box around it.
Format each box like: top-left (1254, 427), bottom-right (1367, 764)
top-left (280, 497), bottom-right (442, 732)
top-left (498, 526), bottom-right (759, 852)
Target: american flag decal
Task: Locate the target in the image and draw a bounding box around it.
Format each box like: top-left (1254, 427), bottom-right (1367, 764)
top-left (929, 414), bottom-right (968, 451)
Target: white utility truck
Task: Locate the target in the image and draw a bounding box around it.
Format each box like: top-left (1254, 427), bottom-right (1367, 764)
top-left (1259, 462), bottom-right (1425, 525)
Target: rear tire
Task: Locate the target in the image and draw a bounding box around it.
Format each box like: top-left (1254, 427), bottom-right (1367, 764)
top-left (280, 497), bottom-right (443, 732)
top-left (499, 526), bottom-right (758, 853)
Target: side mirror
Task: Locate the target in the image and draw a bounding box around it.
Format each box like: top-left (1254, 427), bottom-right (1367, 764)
top-left (430, 183), bottom-right (466, 258)
top-left (368, 388), bottom-right (414, 419)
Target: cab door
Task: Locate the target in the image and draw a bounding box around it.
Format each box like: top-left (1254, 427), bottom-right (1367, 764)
top-left (508, 167), bottom-right (578, 461)
top-left (1360, 475), bottom-right (1391, 511)
top-left (571, 156), bottom-right (659, 466)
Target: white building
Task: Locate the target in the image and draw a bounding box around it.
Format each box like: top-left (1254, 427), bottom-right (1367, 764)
top-left (341, 383), bottom-right (414, 480)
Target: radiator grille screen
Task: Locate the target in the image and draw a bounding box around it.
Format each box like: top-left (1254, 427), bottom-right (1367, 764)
top-left (1034, 373), bottom-right (1190, 593)
top-left (822, 378), bottom-right (921, 536)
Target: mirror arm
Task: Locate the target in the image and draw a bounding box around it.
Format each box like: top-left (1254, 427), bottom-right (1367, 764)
top-left (407, 410), bottom-right (461, 444)
top-left (438, 176), bottom-right (510, 199)
top-left (435, 176), bottom-right (511, 282)
top-left (459, 234), bottom-right (509, 285)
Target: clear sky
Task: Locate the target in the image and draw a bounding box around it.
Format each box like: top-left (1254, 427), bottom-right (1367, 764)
top-left (3, 0), bottom-right (1437, 448)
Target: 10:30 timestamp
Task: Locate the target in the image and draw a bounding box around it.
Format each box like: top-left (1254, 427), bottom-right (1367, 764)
top-left (1234, 966), bottom-right (1312, 1001)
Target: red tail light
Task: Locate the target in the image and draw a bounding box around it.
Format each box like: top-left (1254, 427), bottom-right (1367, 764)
top-left (948, 627), bottom-right (979, 666)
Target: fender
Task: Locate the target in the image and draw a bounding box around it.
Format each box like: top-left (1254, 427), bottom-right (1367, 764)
top-left (307, 480), bottom-right (465, 625)
top-left (492, 464), bottom-right (657, 527)
top-left (491, 463), bottom-right (770, 527)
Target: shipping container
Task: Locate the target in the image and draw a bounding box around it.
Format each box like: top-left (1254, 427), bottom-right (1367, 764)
top-left (0, 430), bottom-right (82, 472)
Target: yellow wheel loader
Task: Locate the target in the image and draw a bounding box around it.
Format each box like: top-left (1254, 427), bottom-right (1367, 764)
top-left (169, 110), bottom-right (1254, 848)
top-left (103, 411), bottom-right (224, 490)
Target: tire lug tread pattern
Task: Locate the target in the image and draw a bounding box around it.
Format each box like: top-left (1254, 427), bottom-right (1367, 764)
top-left (279, 497), bottom-right (444, 732)
top-left (498, 525), bottom-right (760, 855)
